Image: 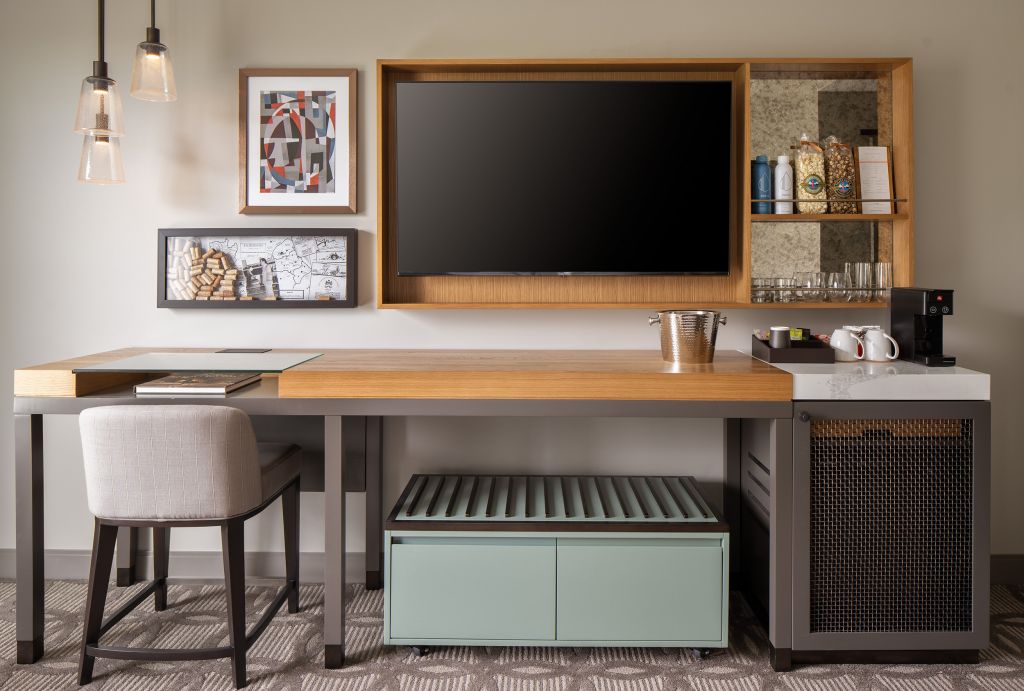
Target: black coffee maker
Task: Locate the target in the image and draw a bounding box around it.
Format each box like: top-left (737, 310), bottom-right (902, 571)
top-left (890, 287), bottom-right (956, 367)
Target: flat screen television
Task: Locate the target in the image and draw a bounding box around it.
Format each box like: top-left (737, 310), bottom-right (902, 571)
top-left (395, 80), bottom-right (733, 276)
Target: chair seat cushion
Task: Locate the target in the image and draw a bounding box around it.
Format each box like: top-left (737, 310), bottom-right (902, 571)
top-left (259, 443), bottom-right (302, 504)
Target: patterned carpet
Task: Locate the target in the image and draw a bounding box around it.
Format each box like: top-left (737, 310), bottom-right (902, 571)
top-left (3, 580), bottom-right (1024, 690)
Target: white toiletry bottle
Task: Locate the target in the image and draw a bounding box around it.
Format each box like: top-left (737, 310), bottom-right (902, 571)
top-left (774, 155), bottom-right (794, 214)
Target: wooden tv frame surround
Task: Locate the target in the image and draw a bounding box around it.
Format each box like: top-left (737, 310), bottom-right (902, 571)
top-left (376, 58), bottom-right (913, 309)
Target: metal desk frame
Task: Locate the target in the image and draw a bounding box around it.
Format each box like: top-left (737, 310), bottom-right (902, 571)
top-left (13, 379), bottom-right (793, 668)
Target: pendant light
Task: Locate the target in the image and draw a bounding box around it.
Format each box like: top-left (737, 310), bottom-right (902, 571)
top-left (75, 0), bottom-right (125, 183)
top-left (130, 0), bottom-right (176, 101)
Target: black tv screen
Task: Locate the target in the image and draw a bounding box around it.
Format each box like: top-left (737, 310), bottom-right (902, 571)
top-left (395, 80), bottom-right (733, 275)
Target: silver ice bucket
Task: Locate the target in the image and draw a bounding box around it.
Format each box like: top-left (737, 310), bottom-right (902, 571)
top-left (648, 310), bottom-right (727, 364)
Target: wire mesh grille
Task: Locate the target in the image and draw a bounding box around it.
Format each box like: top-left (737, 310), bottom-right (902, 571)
top-left (809, 418), bottom-right (973, 634)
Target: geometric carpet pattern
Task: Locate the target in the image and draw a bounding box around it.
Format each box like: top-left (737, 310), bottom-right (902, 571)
top-left (4, 581), bottom-right (1024, 689)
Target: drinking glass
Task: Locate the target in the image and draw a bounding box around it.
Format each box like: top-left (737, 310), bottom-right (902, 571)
top-left (751, 278), bottom-right (771, 303)
top-left (817, 272), bottom-right (830, 301)
top-left (801, 272), bottom-right (826, 302)
top-left (827, 271), bottom-right (851, 302)
top-left (793, 272), bottom-right (811, 301)
top-left (774, 277), bottom-right (795, 303)
top-left (851, 262), bottom-right (873, 302)
top-left (873, 262), bottom-right (892, 301)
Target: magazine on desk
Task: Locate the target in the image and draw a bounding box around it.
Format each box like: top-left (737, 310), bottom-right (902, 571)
top-left (134, 373), bottom-right (262, 396)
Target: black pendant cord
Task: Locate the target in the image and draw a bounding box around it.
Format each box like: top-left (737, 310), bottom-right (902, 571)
top-left (146, 0), bottom-right (161, 45)
top-left (93, 0), bottom-right (108, 79)
top-left (98, 0), bottom-right (104, 63)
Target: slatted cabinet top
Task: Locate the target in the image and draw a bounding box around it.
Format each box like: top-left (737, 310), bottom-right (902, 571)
top-left (388, 474), bottom-right (726, 532)
top-left (14, 347), bottom-right (792, 401)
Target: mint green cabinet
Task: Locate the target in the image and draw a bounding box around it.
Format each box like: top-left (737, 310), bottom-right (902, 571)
top-left (385, 474), bottom-right (729, 648)
top-left (556, 537), bottom-right (727, 643)
top-left (388, 536), bottom-right (556, 641)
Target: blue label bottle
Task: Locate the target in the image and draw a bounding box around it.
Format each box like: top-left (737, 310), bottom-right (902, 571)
top-left (752, 155), bottom-right (772, 214)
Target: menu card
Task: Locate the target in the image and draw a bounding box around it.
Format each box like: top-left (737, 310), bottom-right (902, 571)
top-left (856, 146), bottom-right (894, 214)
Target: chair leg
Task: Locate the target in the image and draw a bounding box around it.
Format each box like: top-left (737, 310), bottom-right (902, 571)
top-left (78, 520), bottom-right (118, 686)
top-left (153, 527), bottom-right (170, 611)
top-left (282, 479), bottom-right (300, 613)
top-left (221, 519), bottom-right (247, 689)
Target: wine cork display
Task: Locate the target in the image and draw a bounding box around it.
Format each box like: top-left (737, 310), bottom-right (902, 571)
top-left (160, 232), bottom-right (355, 307)
top-left (166, 238), bottom-right (246, 301)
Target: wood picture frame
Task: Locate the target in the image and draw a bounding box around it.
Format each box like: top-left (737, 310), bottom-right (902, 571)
top-left (158, 228), bottom-right (358, 308)
top-left (239, 68), bottom-right (357, 214)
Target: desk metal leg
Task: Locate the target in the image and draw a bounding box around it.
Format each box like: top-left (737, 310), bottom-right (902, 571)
top-left (769, 416), bottom-right (793, 670)
top-left (723, 418), bottom-right (742, 583)
top-left (116, 527), bottom-right (139, 586)
top-left (365, 416), bottom-right (384, 590)
top-left (324, 416), bottom-right (346, 668)
top-left (15, 414), bottom-right (44, 664)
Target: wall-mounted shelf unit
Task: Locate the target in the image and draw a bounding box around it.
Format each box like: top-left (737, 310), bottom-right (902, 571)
top-left (377, 58), bottom-right (913, 309)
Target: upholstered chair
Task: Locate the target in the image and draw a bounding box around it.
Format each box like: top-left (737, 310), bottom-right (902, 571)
top-left (77, 405), bottom-right (302, 689)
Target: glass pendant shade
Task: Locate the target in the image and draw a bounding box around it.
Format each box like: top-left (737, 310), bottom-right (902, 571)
top-left (78, 135), bottom-right (125, 184)
top-left (130, 42), bottom-right (176, 101)
top-left (74, 76), bottom-right (125, 136)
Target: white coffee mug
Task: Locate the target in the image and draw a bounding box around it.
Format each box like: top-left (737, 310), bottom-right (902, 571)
top-left (830, 328), bottom-right (865, 362)
top-left (863, 328), bottom-right (899, 362)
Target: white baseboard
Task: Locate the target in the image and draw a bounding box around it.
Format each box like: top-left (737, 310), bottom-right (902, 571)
top-left (0, 549), bottom-right (367, 584)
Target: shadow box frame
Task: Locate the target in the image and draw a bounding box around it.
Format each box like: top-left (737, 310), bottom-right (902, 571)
top-left (157, 228), bottom-right (358, 309)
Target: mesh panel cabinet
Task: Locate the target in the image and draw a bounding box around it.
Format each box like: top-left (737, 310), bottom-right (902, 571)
top-left (787, 401), bottom-right (991, 668)
top-left (384, 474), bottom-right (730, 648)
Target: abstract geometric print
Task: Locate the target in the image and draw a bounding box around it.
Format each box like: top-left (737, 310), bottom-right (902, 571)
top-left (259, 90), bottom-right (336, 194)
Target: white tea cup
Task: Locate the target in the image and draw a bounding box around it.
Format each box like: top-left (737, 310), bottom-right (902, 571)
top-left (830, 328), bottom-right (865, 362)
top-left (863, 327), bottom-right (899, 362)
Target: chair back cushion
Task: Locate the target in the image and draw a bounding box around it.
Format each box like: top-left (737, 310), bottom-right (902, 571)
top-left (80, 405), bottom-right (262, 520)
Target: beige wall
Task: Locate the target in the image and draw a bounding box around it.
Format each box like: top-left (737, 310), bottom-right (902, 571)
top-left (1, 0), bottom-right (1021, 563)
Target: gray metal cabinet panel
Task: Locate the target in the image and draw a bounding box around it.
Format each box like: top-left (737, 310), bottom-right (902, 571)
top-left (791, 401), bottom-right (990, 652)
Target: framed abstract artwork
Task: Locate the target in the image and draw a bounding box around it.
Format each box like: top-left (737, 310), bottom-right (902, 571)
top-left (239, 68), bottom-right (357, 214)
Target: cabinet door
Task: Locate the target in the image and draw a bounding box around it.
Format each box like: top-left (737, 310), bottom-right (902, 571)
top-left (556, 537), bottom-right (726, 643)
top-left (389, 536), bottom-right (555, 641)
top-left (792, 401), bottom-right (990, 651)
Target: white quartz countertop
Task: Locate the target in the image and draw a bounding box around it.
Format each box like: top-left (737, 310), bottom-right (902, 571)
top-left (761, 358), bottom-right (990, 401)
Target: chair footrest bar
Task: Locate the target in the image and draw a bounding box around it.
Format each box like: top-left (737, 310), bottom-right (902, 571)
top-left (86, 644), bottom-right (232, 662)
top-left (245, 584), bottom-right (292, 648)
top-left (98, 580), bottom-right (160, 637)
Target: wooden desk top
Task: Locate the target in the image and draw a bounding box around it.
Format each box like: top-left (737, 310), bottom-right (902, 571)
top-left (14, 348), bottom-right (792, 402)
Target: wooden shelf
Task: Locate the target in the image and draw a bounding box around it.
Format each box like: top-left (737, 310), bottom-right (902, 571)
top-left (751, 213), bottom-right (905, 222)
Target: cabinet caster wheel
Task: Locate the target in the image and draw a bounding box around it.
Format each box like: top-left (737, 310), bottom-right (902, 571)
top-left (691, 648), bottom-right (712, 661)
top-left (411, 645), bottom-right (431, 657)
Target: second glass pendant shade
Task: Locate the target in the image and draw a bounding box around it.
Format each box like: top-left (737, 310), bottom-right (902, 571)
top-left (78, 135), bottom-right (126, 184)
top-left (74, 76), bottom-right (125, 136)
top-left (130, 41), bottom-right (176, 101)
